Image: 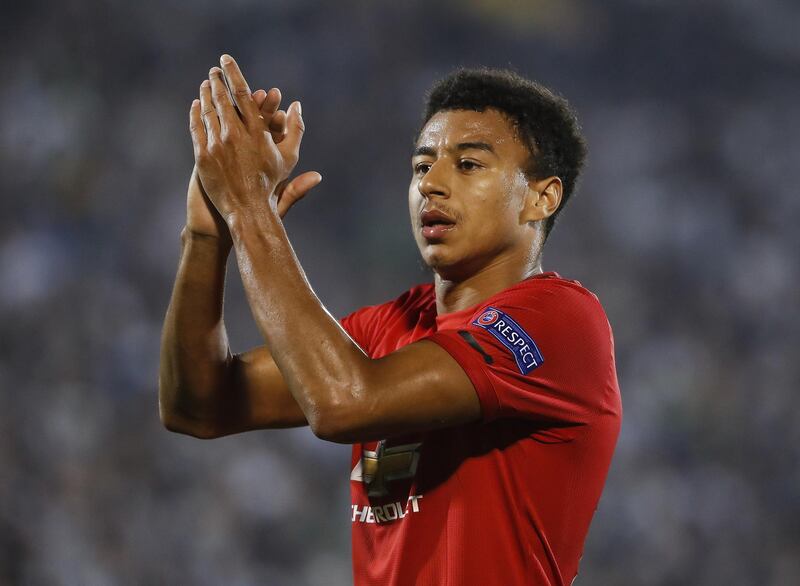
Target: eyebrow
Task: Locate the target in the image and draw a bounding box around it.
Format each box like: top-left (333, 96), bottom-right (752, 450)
top-left (412, 142), bottom-right (497, 157)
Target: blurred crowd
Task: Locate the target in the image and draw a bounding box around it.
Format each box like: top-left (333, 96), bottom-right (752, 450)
top-left (1, 0), bottom-right (798, 584)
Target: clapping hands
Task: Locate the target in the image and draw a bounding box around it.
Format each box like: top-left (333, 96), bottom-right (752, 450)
top-left (185, 55), bottom-right (321, 243)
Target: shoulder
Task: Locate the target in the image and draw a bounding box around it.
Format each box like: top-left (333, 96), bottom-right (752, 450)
top-left (389, 282), bottom-right (437, 313)
top-left (344, 283), bottom-right (435, 324)
top-left (341, 283), bottom-right (435, 352)
top-left (431, 272), bottom-right (619, 425)
top-left (491, 272), bottom-right (609, 328)
top-left (467, 272), bottom-right (615, 376)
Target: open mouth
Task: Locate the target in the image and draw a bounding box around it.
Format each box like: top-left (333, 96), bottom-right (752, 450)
top-left (420, 209), bottom-right (457, 240)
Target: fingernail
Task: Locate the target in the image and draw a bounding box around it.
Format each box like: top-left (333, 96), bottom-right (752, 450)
top-left (201, 80), bottom-right (210, 88)
top-left (221, 54), bottom-right (232, 64)
top-left (295, 101), bottom-right (302, 115)
top-left (209, 67), bottom-right (222, 76)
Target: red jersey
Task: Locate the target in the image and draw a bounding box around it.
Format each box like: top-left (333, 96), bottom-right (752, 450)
top-left (341, 272), bottom-right (622, 586)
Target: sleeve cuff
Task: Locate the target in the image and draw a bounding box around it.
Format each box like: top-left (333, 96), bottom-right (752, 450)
top-left (426, 331), bottom-right (501, 423)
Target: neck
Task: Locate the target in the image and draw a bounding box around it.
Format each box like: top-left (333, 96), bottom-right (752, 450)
top-left (434, 248), bottom-right (543, 315)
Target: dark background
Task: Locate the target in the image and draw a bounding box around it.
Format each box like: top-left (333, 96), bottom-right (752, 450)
top-left (1, 0), bottom-right (798, 584)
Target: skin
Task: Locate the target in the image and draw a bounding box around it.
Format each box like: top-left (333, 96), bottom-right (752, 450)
top-left (410, 109), bottom-right (562, 314)
top-left (186, 86), bottom-right (321, 246)
top-left (159, 80), bottom-right (321, 438)
top-left (158, 55), bottom-right (562, 443)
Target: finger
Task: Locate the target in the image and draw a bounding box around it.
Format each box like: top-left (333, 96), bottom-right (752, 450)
top-left (209, 67), bottom-right (239, 137)
top-left (269, 109), bottom-right (288, 144)
top-left (199, 80), bottom-right (220, 144)
top-left (278, 101), bottom-right (305, 166)
top-left (253, 89), bottom-right (267, 109)
top-left (219, 54), bottom-right (261, 131)
top-left (260, 88), bottom-right (282, 119)
top-left (276, 171), bottom-right (322, 218)
top-left (189, 99), bottom-right (207, 157)
top-left (252, 90), bottom-right (270, 130)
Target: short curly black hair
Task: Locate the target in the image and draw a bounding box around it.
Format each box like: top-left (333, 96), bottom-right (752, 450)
top-left (421, 68), bottom-right (588, 240)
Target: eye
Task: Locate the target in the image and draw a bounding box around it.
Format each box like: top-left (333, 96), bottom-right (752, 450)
top-left (414, 162), bottom-right (432, 175)
top-left (458, 159), bottom-right (481, 172)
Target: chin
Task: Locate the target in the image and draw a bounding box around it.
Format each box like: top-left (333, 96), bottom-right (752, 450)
top-left (420, 242), bottom-right (452, 268)
top-left (421, 245), bottom-right (474, 282)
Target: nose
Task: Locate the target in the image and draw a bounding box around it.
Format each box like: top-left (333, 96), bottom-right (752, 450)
top-left (418, 160), bottom-right (449, 199)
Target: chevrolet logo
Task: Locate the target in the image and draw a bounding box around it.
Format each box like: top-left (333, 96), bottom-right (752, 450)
top-left (351, 441), bottom-right (422, 497)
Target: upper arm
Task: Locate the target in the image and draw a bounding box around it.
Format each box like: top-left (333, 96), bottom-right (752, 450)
top-left (211, 345), bottom-right (308, 437)
top-left (315, 340), bottom-right (482, 443)
top-left (186, 305), bottom-right (380, 439)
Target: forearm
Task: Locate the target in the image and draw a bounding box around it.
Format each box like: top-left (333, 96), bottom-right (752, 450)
top-left (227, 212), bottom-right (372, 436)
top-left (159, 227), bottom-right (233, 434)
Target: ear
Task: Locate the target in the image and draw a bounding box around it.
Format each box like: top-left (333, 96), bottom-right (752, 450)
top-left (520, 176), bottom-right (562, 223)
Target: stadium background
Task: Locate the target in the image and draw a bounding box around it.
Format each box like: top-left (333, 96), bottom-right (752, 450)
top-left (1, 0), bottom-right (798, 584)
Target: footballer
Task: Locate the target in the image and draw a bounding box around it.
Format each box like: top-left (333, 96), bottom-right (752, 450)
top-left (159, 54), bottom-right (622, 585)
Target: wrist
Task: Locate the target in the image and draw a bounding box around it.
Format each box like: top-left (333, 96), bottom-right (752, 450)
top-left (181, 226), bottom-right (233, 253)
top-left (225, 205), bottom-right (281, 240)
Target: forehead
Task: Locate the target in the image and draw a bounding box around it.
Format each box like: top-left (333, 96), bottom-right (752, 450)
top-left (415, 108), bottom-right (525, 154)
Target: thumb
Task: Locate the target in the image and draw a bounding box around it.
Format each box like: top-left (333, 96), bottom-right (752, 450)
top-left (276, 170), bottom-right (322, 218)
top-left (278, 101), bottom-right (305, 166)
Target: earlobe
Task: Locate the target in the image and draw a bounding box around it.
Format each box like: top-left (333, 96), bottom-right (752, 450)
top-left (520, 177), bottom-right (562, 223)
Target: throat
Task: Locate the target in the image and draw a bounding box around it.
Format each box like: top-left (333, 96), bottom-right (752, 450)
top-left (434, 257), bottom-right (543, 316)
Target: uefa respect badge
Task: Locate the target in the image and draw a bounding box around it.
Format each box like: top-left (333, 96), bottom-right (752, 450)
top-left (472, 307), bottom-right (544, 374)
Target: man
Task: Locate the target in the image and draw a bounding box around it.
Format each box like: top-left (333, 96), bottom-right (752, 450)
top-left (159, 55), bottom-right (622, 586)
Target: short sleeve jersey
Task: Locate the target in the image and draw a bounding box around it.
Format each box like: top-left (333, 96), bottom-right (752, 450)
top-left (340, 272), bottom-right (622, 586)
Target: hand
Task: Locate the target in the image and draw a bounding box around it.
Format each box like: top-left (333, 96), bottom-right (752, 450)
top-left (249, 89), bottom-right (323, 217)
top-left (190, 54), bottom-right (313, 223)
top-left (186, 88), bottom-right (320, 243)
top-left (187, 84), bottom-right (320, 242)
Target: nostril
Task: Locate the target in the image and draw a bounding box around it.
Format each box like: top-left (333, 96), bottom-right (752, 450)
top-left (419, 184), bottom-right (447, 198)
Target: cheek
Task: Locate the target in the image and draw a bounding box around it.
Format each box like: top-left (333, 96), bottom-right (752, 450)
top-left (462, 173), bottom-right (517, 222)
top-left (500, 170), bottom-right (529, 210)
top-left (408, 182), bottom-right (420, 220)
top-left (463, 174), bottom-right (525, 240)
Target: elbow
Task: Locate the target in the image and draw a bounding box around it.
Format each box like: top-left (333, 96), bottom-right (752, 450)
top-left (309, 416), bottom-right (352, 444)
top-left (160, 412), bottom-right (220, 440)
top-left (158, 391), bottom-right (220, 440)
top-left (307, 404), bottom-right (351, 444)
top-left (159, 412), bottom-right (188, 435)
top-left (306, 384), bottom-right (374, 444)
top-left (302, 353), bottom-right (382, 443)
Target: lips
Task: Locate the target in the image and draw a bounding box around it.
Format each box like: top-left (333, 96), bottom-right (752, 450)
top-left (420, 208), bottom-right (457, 240)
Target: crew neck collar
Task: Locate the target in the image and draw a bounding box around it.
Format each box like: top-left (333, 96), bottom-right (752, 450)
top-left (433, 271), bottom-right (560, 330)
